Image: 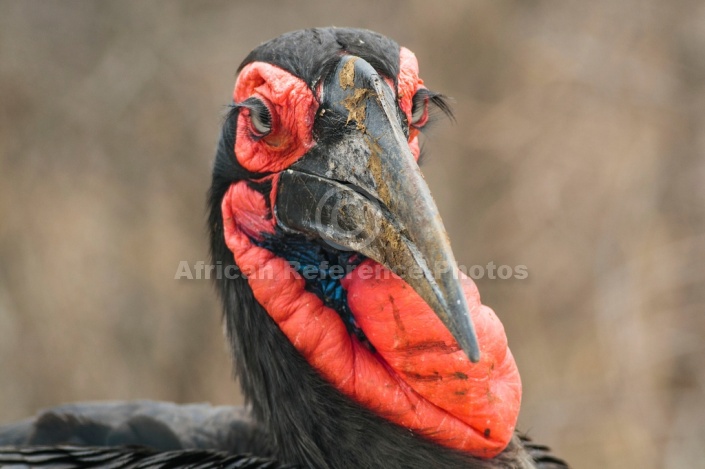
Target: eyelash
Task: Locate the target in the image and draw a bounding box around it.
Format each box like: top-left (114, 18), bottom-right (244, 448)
top-left (236, 97), bottom-right (273, 137)
top-left (410, 89), bottom-right (429, 128)
top-left (410, 90), bottom-right (454, 131)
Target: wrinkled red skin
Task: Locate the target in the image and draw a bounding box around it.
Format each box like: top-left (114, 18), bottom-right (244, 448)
top-left (223, 51), bottom-right (521, 458)
top-left (234, 63), bottom-right (317, 173)
top-left (398, 47), bottom-right (424, 160)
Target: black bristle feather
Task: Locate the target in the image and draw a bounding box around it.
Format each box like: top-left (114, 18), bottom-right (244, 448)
top-left (428, 91), bottom-right (455, 122)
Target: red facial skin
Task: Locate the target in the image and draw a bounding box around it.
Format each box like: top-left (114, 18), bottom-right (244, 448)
top-left (398, 47), bottom-right (424, 161)
top-left (234, 62), bottom-right (317, 173)
top-left (222, 51), bottom-right (521, 459)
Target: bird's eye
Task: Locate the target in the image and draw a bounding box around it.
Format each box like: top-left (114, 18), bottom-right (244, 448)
top-left (242, 97), bottom-right (272, 137)
top-left (410, 89), bottom-right (429, 128)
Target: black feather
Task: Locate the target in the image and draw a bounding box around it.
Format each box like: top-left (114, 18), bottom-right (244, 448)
top-left (0, 445), bottom-right (295, 469)
top-left (239, 28), bottom-right (400, 90)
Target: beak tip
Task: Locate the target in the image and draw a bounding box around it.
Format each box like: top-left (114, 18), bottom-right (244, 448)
top-left (446, 293), bottom-right (481, 363)
top-left (460, 334), bottom-right (481, 363)
top-left (468, 345), bottom-right (481, 364)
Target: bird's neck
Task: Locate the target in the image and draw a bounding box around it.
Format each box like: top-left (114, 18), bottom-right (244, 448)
top-left (220, 268), bottom-right (529, 469)
top-left (212, 240), bottom-right (527, 467)
top-left (211, 180), bottom-right (525, 467)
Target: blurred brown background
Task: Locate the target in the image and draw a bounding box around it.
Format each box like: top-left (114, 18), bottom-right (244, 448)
top-left (1, 1), bottom-right (703, 468)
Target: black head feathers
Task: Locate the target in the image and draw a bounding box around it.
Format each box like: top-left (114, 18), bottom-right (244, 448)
top-left (239, 27), bottom-right (401, 89)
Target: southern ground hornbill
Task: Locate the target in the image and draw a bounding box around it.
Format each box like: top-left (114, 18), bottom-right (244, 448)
top-left (0, 28), bottom-right (568, 468)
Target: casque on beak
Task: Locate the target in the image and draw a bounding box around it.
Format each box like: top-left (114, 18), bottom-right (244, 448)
top-left (274, 56), bottom-right (480, 363)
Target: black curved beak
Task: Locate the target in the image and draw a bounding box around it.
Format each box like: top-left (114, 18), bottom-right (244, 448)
top-left (274, 56), bottom-right (480, 363)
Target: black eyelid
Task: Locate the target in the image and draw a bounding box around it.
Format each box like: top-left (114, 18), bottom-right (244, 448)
top-left (238, 97), bottom-right (271, 120)
top-left (238, 96), bottom-right (266, 109)
top-left (405, 89), bottom-right (455, 135)
top-left (410, 89), bottom-right (430, 126)
top-left (413, 88), bottom-right (430, 104)
top-left (234, 97), bottom-right (272, 136)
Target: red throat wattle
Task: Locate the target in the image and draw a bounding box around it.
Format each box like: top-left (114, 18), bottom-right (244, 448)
top-left (222, 48), bottom-right (522, 459)
top-left (222, 183), bottom-right (521, 458)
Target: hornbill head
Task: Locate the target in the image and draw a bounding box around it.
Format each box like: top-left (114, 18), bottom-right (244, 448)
top-left (209, 28), bottom-right (521, 465)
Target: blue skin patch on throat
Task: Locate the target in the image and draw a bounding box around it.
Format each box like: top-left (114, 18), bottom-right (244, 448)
top-left (253, 231), bottom-right (374, 350)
